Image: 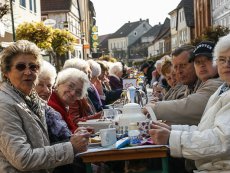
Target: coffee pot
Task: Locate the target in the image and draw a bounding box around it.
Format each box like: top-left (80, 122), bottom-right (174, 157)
top-left (117, 103), bottom-right (147, 127)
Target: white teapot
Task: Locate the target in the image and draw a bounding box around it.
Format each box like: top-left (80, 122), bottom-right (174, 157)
top-left (118, 103), bottom-right (147, 127)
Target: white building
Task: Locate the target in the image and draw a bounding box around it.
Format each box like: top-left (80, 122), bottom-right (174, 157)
top-left (0, 0), bottom-right (41, 42)
top-left (212, 0), bottom-right (230, 28)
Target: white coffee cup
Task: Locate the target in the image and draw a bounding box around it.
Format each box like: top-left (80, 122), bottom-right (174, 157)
top-left (100, 128), bottom-right (117, 147)
top-left (103, 109), bottom-right (119, 119)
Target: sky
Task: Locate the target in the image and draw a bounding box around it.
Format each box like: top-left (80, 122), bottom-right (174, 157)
top-left (91, 0), bottom-right (182, 36)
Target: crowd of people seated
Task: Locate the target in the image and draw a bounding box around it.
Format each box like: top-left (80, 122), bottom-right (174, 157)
top-left (1, 33), bottom-right (230, 173)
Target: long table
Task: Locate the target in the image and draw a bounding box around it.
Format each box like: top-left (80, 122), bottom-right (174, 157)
top-left (78, 145), bottom-right (169, 173)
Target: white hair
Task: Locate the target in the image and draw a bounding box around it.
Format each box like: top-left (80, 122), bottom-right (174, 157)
top-left (55, 68), bottom-right (90, 98)
top-left (63, 58), bottom-right (89, 71)
top-left (39, 61), bottom-right (57, 86)
top-left (87, 59), bottom-right (101, 77)
top-left (155, 60), bottom-right (162, 68)
top-left (109, 62), bottom-right (123, 76)
top-left (213, 33), bottom-right (230, 61)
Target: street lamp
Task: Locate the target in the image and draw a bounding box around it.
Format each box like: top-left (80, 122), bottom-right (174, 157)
top-left (9, 0), bottom-right (16, 42)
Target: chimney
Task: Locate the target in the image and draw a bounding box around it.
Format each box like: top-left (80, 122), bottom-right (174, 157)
top-left (128, 21), bottom-right (130, 23)
top-left (146, 19), bottom-right (149, 23)
top-left (140, 18), bottom-right (142, 21)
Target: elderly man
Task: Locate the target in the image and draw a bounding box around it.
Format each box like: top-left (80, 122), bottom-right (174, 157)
top-left (145, 42), bottom-right (223, 125)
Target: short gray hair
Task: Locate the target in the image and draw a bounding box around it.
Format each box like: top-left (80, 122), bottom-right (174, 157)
top-left (0, 40), bottom-right (43, 81)
top-left (55, 68), bottom-right (90, 98)
top-left (213, 33), bottom-right (230, 61)
top-left (63, 58), bottom-right (89, 71)
top-left (87, 59), bottom-right (101, 77)
top-left (39, 61), bottom-right (57, 86)
top-left (109, 62), bottom-right (122, 76)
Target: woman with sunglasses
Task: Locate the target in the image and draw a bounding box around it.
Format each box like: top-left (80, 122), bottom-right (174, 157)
top-left (0, 40), bottom-right (90, 173)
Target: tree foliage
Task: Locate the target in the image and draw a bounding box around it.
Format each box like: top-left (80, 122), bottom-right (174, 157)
top-left (0, 3), bottom-right (10, 19)
top-left (16, 22), bottom-right (53, 50)
top-left (51, 28), bottom-right (77, 55)
top-left (191, 25), bottom-right (230, 45)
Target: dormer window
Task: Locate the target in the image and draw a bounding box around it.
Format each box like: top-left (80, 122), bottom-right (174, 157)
top-left (134, 31), bottom-right (137, 36)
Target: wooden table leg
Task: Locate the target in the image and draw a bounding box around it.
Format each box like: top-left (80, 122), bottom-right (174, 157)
top-left (161, 157), bottom-right (169, 173)
top-left (86, 163), bottom-right (93, 173)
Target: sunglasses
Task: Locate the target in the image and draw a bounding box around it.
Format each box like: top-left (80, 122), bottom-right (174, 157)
top-left (14, 63), bottom-right (40, 72)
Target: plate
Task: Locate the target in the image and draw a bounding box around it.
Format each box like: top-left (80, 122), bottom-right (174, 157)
top-left (78, 119), bottom-right (112, 132)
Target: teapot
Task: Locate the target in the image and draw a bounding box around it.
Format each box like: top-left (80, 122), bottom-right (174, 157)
top-left (117, 103), bottom-right (147, 127)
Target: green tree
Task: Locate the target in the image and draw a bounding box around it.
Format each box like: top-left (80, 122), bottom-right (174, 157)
top-left (51, 28), bottom-right (77, 70)
top-left (16, 22), bottom-right (53, 50)
top-left (192, 25), bottom-right (230, 45)
top-left (0, 3), bottom-right (10, 19)
top-left (16, 22), bottom-right (77, 71)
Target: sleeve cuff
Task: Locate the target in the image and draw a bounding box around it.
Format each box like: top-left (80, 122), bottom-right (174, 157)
top-left (54, 142), bottom-right (75, 164)
top-left (169, 130), bottom-right (183, 158)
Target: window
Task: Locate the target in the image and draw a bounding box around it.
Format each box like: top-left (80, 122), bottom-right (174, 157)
top-left (134, 31), bottom-right (137, 36)
top-left (34, 0), bottom-right (36, 13)
top-left (29, 0), bottom-right (32, 11)
top-left (20, 0), bottom-right (26, 7)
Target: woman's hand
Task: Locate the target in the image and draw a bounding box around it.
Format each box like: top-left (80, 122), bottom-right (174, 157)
top-left (70, 130), bottom-right (91, 154)
top-left (149, 123), bottom-right (170, 145)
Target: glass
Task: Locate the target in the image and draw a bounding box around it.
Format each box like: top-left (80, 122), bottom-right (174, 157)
top-left (217, 56), bottom-right (230, 65)
top-left (13, 63), bottom-right (40, 72)
top-left (66, 82), bottom-right (82, 97)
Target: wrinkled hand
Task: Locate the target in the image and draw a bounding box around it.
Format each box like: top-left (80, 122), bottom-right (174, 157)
top-left (149, 123), bottom-right (170, 145)
top-left (151, 121), bottom-right (171, 130)
top-left (75, 126), bottom-right (95, 134)
top-left (70, 130), bottom-right (90, 154)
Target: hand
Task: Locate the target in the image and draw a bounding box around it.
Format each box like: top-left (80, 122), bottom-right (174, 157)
top-left (149, 124), bottom-right (170, 145)
top-left (70, 130), bottom-right (90, 154)
top-left (75, 126), bottom-right (95, 134)
top-left (150, 97), bottom-right (159, 103)
top-left (151, 121), bottom-right (171, 130)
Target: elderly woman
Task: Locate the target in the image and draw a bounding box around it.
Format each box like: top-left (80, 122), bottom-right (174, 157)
top-left (108, 62), bottom-right (123, 90)
top-left (35, 61), bottom-right (71, 143)
top-left (48, 67), bottom-right (90, 133)
top-left (87, 59), bottom-right (104, 112)
top-left (97, 60), bottom-right (122, 104)
top-left (63, 58), bottom-right (102, 125)
top-left (153, 58), bottom-right (186, 101)
top-left (0, 40), bottom-right (90, 173)
top-left (149, 34), bottom-right (230, 172)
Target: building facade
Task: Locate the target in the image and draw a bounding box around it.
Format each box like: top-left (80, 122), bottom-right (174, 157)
top-left (0, 0), bottom-right (41, 42)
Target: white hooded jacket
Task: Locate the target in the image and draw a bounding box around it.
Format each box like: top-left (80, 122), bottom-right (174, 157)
top-left (170, 84), bottom-right (230, 173)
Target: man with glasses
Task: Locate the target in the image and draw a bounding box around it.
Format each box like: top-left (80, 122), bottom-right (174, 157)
top-left (145, 42), bottom-right (223, 126)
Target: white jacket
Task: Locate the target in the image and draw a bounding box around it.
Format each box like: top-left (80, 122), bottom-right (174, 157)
top-left (170, 84), bottom-right (230, 173)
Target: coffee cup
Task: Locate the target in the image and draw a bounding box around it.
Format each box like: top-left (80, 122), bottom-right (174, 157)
top-left (103, 109), bottom-right (119, 119)
top-left (137, 120), bottom-right (151, 139)
top-left (99, 128), bottom-right (117, 147)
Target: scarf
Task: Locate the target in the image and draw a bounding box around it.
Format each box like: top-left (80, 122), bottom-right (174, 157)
top-left (7, 80), bottom-right (43, 118)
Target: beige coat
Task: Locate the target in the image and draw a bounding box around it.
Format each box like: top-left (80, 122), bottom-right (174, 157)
top-left (147, 78), bottom-right (223, 125)
top-left (0, 83), bottom-right (74, 173)
top-left (163, 83), bottom-right (186, 101)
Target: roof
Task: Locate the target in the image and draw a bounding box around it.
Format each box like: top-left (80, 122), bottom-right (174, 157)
top-left (142, 24), bottom-right (162, 38)
top-left (98, 34), bottom-right (112, 50)
top-left (153, 18), bottom-right (171, 42)
top-left (177, 0), bottom-right (194, 27)
top-left (109, 19), bottom-right (148, 39)
top-left (41, 0), bottom-right (71, 12)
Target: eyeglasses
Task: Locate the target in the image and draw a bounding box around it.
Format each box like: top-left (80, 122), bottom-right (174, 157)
top-left (13, 63), bottom-right (40, 72)
top-left (217, 56), bottom-right (230, 65)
